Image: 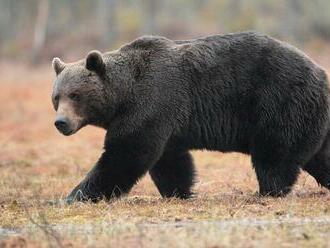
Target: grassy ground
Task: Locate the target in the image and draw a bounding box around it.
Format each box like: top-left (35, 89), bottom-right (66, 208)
top-left (0, 62), bottom-right (330, 247)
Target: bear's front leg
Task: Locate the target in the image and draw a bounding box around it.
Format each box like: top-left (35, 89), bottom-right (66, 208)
top-left (66, 132), bottom-right (166, 203)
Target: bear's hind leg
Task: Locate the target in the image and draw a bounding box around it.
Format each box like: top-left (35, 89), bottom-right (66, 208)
top-left (251, 133), bottom-right (301, 197)
top-left (303, 133), bottom-right (330, 190)
top-left (149, 151), bottom-right (196, 199)
top-left (253, 161), bottom-right (300, 197)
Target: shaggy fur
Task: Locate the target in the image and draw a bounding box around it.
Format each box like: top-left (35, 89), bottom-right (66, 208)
top-left (51, 31), bottom-right (330, 203)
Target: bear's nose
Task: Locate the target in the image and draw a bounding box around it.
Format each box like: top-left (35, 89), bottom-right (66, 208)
top-left (54, 117), bottom-right (69, 131)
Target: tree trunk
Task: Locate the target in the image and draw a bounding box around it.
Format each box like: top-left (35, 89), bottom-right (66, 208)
top-left (98, 0), bottom-right (118, 48)
top-left (31, 0), bottom-right (49, 64)
top-left (142, 0), bottom-right (159, 35)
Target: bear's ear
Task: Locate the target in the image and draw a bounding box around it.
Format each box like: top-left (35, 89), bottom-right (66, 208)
top-left (52, 57), bottom-right (66, 75)
top-left (86, 50), bottom-right (105, 74)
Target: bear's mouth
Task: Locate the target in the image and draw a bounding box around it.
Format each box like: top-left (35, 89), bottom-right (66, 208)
top-left (58, 123), bottom-right (84, 136)
top-left (55, 121), bottom-right (82, 136)
top-left (60, 129), bottom-right (75, 136)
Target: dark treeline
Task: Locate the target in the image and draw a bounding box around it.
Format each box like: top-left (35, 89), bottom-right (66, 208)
top-left (1, 0), bottom-right (330, 63)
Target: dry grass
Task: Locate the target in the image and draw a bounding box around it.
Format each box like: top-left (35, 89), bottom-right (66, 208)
top-left (0, 62), bottom-right (330, 247)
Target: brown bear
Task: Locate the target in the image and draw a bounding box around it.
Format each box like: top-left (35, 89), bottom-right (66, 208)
top-left (51, 31), bottom-right (330, 203)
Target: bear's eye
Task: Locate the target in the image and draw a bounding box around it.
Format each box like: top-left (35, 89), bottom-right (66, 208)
top-left (69, 93), bottom-right (81, 101)
top-left (54, 95), bottom-right (59, 102)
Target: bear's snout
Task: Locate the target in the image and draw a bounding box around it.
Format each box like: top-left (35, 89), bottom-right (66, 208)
top-left (54, 116), bottom-right (72, 135)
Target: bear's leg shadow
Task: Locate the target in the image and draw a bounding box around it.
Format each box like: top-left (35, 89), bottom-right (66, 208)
top-left (303, 132), bottom-right (330, 190)
top-left (251, 134), bottom-right (300, 197)
top-left (149, 150), bottom-right (196, 199)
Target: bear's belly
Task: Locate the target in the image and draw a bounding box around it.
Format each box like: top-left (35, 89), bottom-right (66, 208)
top-left (174, 116), bottom-right (251, 154)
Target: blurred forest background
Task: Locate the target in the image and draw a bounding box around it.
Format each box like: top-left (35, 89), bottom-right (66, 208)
top-left (1, 0), bottom-right (330, 65)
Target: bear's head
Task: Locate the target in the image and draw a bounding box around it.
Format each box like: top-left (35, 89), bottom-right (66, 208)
top-left (51, 50), bottom-right (116, 136)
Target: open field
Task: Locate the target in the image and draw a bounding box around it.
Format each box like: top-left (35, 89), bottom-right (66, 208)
top-left (0, 61), bottom-right (330, 247)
